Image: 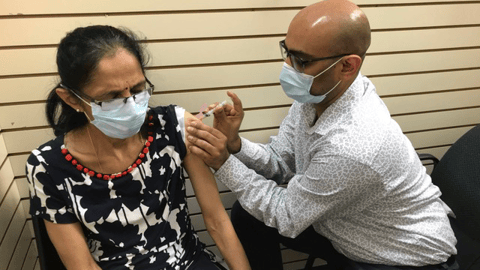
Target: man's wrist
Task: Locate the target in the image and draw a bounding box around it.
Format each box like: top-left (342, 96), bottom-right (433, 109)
top-left (212, 153), bottom-right (230, 171)
top-left (228, 136), bottom-right (242, 154)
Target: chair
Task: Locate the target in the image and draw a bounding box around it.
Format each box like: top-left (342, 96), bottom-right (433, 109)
top-left (32, 216), bottom-right (67, 270)
top-left (32, 215), bottom-right (227, 270)
top-left (304, 255), bottom-right (333, 269)
top-left (419, 125), bottom-right (480, 269)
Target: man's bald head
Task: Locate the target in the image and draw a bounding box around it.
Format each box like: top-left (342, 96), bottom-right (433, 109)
top-left (287, 0), bottom-right (371, 59)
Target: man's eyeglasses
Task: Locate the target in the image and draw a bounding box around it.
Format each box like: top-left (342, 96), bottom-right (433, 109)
top-left (279, 40), bottom-right (350, 73)
top-left (62, 78), bottom-right (154, 111)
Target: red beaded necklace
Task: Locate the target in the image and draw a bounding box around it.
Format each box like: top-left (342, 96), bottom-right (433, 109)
top-left (61, 114), bottom-right (156, 181)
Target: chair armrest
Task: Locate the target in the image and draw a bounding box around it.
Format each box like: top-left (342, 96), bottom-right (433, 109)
top-left (417, 153), bottom-right (440, 168)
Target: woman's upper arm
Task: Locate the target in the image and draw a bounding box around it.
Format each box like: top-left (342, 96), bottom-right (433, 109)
top-left (182, 111), bottom-right (227, 219)
top-left (44, 220), bottom-right (101, 270)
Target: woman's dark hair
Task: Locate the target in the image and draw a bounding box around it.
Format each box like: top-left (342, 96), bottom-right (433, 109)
top-left (46, 25), bottom-right (149, 136)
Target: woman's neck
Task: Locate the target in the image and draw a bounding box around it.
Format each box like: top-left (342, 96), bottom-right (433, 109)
top-left (65, 124), bottom-right (145, 174)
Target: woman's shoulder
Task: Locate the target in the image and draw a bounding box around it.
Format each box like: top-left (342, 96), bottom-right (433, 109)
top-left (149, 105), bottom-right (187, 127)
top-left (149, 105), bottom-right (188, 157)
top-left (27, 135), bottom-right (64, 167)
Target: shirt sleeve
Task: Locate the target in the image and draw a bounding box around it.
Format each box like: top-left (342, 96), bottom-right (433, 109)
top-left (234, 104), bottom-right (298, 184)
top-left (215, 152), bottom-right (384, 238)
top-left (174, 106), bottom-right (186, 143)
top-left (26, 151), bottom-right (77, 224)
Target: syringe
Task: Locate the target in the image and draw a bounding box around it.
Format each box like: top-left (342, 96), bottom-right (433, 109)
top-left (203, 100), bottom-right (227, 118)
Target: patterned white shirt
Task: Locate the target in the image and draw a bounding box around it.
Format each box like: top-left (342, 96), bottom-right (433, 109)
top-left (215, 73), bottom-right (457, 266)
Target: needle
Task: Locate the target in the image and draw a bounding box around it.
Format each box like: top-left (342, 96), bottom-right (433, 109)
top-left (203, 100), bottom-right (227, 118)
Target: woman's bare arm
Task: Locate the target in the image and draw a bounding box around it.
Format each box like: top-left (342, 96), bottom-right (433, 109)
top-left (183, 112), bottom-right (250, 270)
top-left (44, 220), bottom-right (102, 270)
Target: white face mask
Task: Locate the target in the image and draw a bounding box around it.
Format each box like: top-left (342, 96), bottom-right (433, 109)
top-left (74, 90), bottom-right (151, 139)
top-left (279, 57), bottom-right (343, 103)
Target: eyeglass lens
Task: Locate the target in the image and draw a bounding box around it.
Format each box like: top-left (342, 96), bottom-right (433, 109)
top-left (99, 87), bottom-right (153, 111)
top-left (280, 41), bottom-right (305, 73)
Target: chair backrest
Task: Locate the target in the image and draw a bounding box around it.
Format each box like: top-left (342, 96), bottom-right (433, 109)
top-left (430, 125), bottom-right (480, 241)
top-left (32, 216), bottom-right (67, 270)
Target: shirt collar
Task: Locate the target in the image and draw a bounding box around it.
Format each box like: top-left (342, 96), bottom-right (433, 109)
top-left (301, 72), bottom-right (367, 135)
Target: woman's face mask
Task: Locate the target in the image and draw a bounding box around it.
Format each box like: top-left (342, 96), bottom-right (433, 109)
top-left (69, 85), bottom-right (152, 139)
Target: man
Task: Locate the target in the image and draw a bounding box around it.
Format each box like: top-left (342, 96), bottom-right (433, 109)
top-left (186, 0), bottom-right (458, 269)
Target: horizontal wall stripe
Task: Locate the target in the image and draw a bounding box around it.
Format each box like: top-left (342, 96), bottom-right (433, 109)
top-left (406, 126), bottom-right (474, 149)
top-left (15, 178), bottom-right (29, 199)
top-left (0, 200), bottom-right (25, 270)
top-left (4, 26), bottom-right (480, 76)
top-left (1, 0), bottom-right (477, 16)
top-left (0, 158), bottom-right (15, 206)
top-left (3, 4), bottom-right (480, 47)
top-left (0, 191), bottom-right (21, 246)
top-left (395, 107), bottom-right (480, 132)
top-left (4, 24), bottom-right (480, 52)
top-left (2, 55), bottom-right (480, 109)
top-left (391, 105), bottom-right (480, 117)
top-left (1, 86), bottom-right (479, 132)
top-left (19, 238), bottom-right (35, 270)
top-left (4, 102), bottom-right (476, 153)
top-left (0, 135), bottom-right (7, 166)
top-left (381, 87), bottom-right (480, 99)
top-left (6, 218), bottom-right (29, 270)
top-left (3, 106), bottom-right (478, 148)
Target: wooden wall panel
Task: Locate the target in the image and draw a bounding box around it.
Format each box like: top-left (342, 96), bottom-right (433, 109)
top-left (7, 217), bottom-right (31, 270)
top-left (15, 178), bottom-right (30, 199)
top-left (406, 126), bottom-right (473, 149)
top-left (3, 66), bottom-right (480, 105)
top-left (8, 155), bottom-right (30, 179)
top-left (1, 0), bottom-right (473, 16)
top-left (370, 69), bottom-right (480, 96)
top-left (394, 107), bottom-right (480, 133)
top-left (383, 89), bottom-right (480, 115)
top-left (4, 26), bottom-right (480, 77)
top-left (4, 88), bottom-right (480, 155)
top-left (0, 135), bottom-right (6, 163)
top-left (3, 79), bottom-right (480, 132)
top-left (0, 171), bottom-right (20, 241)
top-left (21, 239), bottom-right (37, 270)
top-left (0, 159), bottom-right (15, 203)
top-left (3, 4), bottom-right (480, 47)
top-left (2, 11), bottom-right (297, 47)
top-left (0, 184), bottom-right (24, 270)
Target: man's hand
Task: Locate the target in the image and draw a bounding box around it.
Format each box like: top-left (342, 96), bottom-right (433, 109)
top-left (186, 120), bottom-right (230, 171)
top-left (210, 91), bottom-right (244, 154)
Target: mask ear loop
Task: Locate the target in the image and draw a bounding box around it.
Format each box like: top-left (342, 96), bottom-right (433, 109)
top-left (83, 112), bottom-right (93, 122)
top-left (67, 87), bottom-right (93, 122)
top-left (313, 57), bottom-right (344, 79)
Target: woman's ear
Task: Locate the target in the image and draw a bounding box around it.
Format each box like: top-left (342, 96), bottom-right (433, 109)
top-left (55, 87), bottom-right (84, 112)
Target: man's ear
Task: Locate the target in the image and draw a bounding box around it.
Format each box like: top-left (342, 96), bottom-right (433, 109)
top-left (56, 87), bottom-right (84, 112)
top-left (340, 55), bottom-right (362, 79)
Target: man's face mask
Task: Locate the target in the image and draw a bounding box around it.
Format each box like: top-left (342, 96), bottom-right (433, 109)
top-left (279, 57), bottom-right (343, 103)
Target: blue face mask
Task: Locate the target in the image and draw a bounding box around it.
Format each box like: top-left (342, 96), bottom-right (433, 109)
top-left (279, 58), bottom-right (343, 103)
top-left (76, 90), bottom-right (151, 139)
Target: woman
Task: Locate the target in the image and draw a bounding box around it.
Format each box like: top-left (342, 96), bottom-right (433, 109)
top-left (26, 25), bottom-right (250, 270)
